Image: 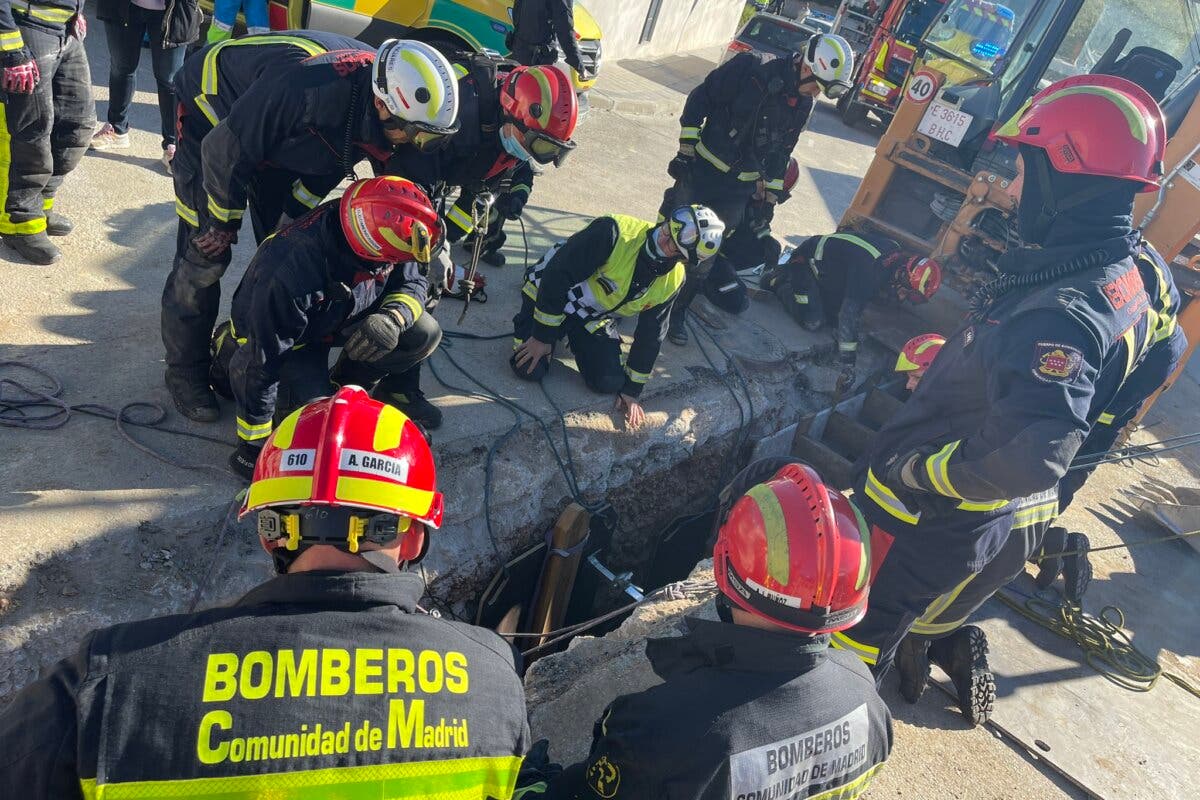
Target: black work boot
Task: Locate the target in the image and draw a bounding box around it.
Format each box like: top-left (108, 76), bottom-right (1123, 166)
top-left (46, 212), bottom-right (73, 236)
top-left (3, 231), bottom-right (62, 265)
top-left (1035, 526), bottom-right (1068, 590)
top-left (379, 386), bottom-right (443, 430)
top-left (481, 249), bottom-right (505, 267)
top-left (928, 625), bottom-right (996, 726)
top-left (165, 369), bottom-right (220, 423)
top-left (895, 635), bottom-right (932, 704)
top-left (1061, 532), bottom-right (1093, 603)
top-left (374, 366), bottom-right (443, 430)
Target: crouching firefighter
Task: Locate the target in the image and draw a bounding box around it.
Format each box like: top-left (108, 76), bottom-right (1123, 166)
top-left (510, 206), bottom-right (724, 430)
top-left (665, 158), bottom-right (801, 344)
top-left (0, 386), bottom-right (532, 799)
top-left (163, 35), bottom-right (460, 423)
top-left (540, 459), bottom-right (892, 799)
top-left (212, 176), bottom-right (444, 480)
top-left (409, 60), bottom-right (577, 283)
top-left (762, 231), bottom-right (941, 393)
top-left (831, 76), bottom-right (1164, 709)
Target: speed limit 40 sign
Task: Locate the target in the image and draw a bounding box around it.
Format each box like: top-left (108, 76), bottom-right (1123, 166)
top-left (905, 70), bottom-right (939, 105)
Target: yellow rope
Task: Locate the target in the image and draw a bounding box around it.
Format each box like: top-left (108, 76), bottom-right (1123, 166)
top-left (996, 590), bottom-right (1200, 700)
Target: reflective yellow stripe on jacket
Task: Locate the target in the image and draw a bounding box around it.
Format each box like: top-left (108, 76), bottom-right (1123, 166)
top-left (79, 755), bottom-right (523, 799)
top-left (195, 35), bottom-right (328, 126)
top-left (14, 5), bottom-right (75, 23)
top-left (815, 233), bottom-right (882, 262)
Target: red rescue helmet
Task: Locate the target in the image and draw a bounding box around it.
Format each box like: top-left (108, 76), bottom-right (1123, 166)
top-left (888, 253), bottom-right (941, 304)
top-left (340, 176), bottom-right (440, 264)
top-left (499, 65), bottom-right (579, 166)
top-left (241, 386), bottom-right (443, 563)
top-left (896, 333), bottom-right (946, 374)
top-left (783, 157), bottom-right (801, 194)
top-left (713, 458), bottom-right (872, 634)
top-left (993, 74), bottom-right (1166, 192)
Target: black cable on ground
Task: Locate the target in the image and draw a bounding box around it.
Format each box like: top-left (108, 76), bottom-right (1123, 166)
top-left (1, 361), bottom-right (233, 477)
top-left (686, 316), bottom-right (756, 489)
top-left (187, 494), bottom-right (243, 612)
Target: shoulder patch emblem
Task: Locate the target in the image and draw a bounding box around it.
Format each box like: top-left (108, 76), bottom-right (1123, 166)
top-left (587, 755), bottom-right (621, 798)
top-left (1032, 342), bottom-right (1083, 383)
top-left (962, 326), bottom-right (975, 347)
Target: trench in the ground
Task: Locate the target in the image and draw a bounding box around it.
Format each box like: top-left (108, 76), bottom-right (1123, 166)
top-left (463, 355), bottom-right (911, 655)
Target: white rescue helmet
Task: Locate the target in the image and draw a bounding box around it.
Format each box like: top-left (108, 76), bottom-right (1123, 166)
top-left (799, 34), bottom-right (855, 99)
top-left (669, 204), bottom-right (725, 266)
top-left (372, 40), bottom-right (460, 148)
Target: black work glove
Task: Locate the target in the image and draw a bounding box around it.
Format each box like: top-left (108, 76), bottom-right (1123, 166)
top-left (343, 308), bottom-right (408, 363)
top-left (667, 153), bottom-right (694, 182)
top-left (515, 739), bottom-right (563, 791)
top-left (494, 193), bottom-right (524, 221)
top-left (193, 226), bottom-right (238, 259)
top-left (230, 440), bottom-right (263, 480)
top-left (882, 446), bottom-right (951, 517)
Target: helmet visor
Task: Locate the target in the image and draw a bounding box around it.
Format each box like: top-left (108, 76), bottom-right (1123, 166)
top-left (380, 116), bottom-right (460, 152)
top-left (820, 78), bottom-right (851, 100)
top-left (524, 129), bottom-right (577, 167)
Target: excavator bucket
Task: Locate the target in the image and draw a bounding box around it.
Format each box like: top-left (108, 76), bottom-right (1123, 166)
top-left (1122, 475), bottom-right (1200, 555)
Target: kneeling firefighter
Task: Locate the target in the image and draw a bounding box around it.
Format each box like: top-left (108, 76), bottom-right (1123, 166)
top-left (665, 158), bottom-right (801, 343)
top-left (762, 231), bottom-right (941, 392)
top-left (0, 387), bottom-right (533, 798)
top-left (163, 35), bottom-right (460, 423)
top-left (510, 206), bottom-right (724, 430)
top-left (213, 176), bottom-right (444, 479)
top-left (538, 459), bottom-right (892, 798)
top-left (833, 76), bottom-right (1164, 713)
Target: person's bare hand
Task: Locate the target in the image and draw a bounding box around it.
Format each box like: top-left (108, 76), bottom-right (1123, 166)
top-left (513, 337), bottom-right (552, 375)
top-left (616, 393), bottom-right (645, 431)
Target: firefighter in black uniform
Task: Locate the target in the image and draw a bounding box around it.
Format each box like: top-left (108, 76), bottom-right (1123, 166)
top-left (832, 76), bottom-right (1165, 716)
top-left (0, 386), bottom-right (532, 799)
top-left (762, 230), bottom-right (941, 392)
top-left (510, 205), bottom-right (724, 431)
top-left (162, 35), bottom-right (460, 424)
top-left (543, 459), bottom-right (892, 799)
top-left (506, 0), bottom-right (586, 78)
top-left (665, 157), bottom-right (800, 338)
top-left (897, 243), bottom-right (1186, 719)
top-left (662, 34), bottom-right (854, 345)
top-left (211, 176), bottom-right (444, 478)
top-left (1034, 238), bottom-right (1187, 597)
top-left (406, 59), bottom-right (577, 264)
top-left (0, 0), bottom-right (93, 265)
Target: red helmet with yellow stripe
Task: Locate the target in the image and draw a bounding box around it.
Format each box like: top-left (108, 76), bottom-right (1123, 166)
top-left (240, 386), bottom-right (443, 561)
top-left (896, 333), bottom-right (946, 374)
top-left (340, 176), bottom-right (439, 264)
top-left (889, 254), bottom-right (942, 304)
top-left (713, 459), bottom-right (871, 634)
top-left (498, 65), bottom-right (578, 166)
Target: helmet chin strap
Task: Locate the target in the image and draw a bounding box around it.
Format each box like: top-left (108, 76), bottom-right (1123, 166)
top-left (1019, 147), bottom-right (1122, 246)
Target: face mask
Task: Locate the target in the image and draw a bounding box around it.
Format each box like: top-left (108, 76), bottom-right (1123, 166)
top-left (499, 126), bottom-right (532, 162)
